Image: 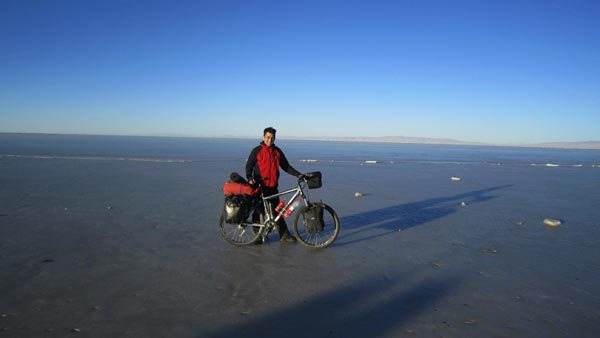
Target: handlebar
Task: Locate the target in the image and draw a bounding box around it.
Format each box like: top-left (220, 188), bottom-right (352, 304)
top-left (297, 172), bottom-right (316, 181)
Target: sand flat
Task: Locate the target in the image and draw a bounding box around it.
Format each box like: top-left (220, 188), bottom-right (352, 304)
top-left (1, 156), bottom-right (600, 337)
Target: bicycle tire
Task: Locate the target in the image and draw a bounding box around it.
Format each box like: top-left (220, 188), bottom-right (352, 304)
top-left (292, 202), bottom-right (339, 248)
top-left (218, 209), bottom-right (263, 246)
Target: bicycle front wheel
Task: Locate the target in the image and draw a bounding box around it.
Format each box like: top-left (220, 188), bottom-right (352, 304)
top-left (292, 202), bottom-right (340, 248)
top-left (218, 211), bottom-right (263, 246)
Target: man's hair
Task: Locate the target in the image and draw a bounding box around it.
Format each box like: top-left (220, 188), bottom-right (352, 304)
top-left (263, 127), bottom-right (277, 136)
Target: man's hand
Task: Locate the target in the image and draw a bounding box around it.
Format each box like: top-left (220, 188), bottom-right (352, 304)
top-left (248, 178), bottom-right (256, 185)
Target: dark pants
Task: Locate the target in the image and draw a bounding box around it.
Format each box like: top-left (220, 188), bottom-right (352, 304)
top-left (252, 186), bottom-right (291, 238)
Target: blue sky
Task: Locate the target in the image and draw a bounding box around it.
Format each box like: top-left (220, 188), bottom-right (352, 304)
top-left (1, 0), bottom-right (599, 144)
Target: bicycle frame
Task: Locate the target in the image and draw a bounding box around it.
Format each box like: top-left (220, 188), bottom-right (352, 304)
top-left (260, 180), bottom-right (309, 225)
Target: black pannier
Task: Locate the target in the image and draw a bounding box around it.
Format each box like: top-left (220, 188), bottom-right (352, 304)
top-left (303, 203), bottom-right (325, 233)
top-left (223, 194), bottom-right (252, 224)
top-left (305, 171), bottom-right (322, 189)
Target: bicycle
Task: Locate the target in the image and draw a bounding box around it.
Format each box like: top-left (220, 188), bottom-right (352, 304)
top-left (219, 171), bottom-right (340, 248)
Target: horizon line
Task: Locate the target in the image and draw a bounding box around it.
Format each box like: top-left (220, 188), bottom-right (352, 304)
top-left (1, 131), bottom-right (599, 150)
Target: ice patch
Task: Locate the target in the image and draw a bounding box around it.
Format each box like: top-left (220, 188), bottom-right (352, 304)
top-left (530, 163), bottom-right (560, 167)
top-left (0, 154), bottom-right (192, 163)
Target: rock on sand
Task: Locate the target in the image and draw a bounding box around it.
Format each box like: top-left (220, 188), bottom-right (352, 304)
top-left (543, 218), bottom-right (562, 227)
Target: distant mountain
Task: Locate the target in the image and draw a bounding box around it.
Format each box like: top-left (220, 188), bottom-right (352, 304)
top-left (288, 135), bottom-right (485, 146)
top-left (2, 132), bottom-right (598, 150)
top-left (516, 141), bottom-right (600, 150)
top-left (313, 136), bottom-right (485, 146)
top-left (287, 135), bottom-right (600, 150)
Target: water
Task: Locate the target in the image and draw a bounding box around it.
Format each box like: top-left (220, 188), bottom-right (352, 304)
top-left (1, 133), bottom-right (598, 166)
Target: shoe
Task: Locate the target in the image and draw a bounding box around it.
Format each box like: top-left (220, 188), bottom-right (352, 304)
top-left (280, 233), bottom-right (297, 243)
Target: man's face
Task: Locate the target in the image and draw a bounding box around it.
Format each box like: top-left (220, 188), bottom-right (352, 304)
top-left (263, 132), bottom-right (275, 146)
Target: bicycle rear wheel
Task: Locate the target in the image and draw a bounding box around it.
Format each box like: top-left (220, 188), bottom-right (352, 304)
top-left (292, 202), bottom-right (339, 248)
top-left (218, 211), bottom-right (263, 246)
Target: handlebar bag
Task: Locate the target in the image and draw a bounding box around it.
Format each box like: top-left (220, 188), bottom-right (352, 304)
top-left (305, 171), bottom-right (322, 189)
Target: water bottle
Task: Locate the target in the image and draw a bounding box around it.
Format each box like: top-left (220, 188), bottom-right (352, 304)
top-left (284, 199), bottom-right (302, 218)
top-left (275, 200), bottom-right (285, 212)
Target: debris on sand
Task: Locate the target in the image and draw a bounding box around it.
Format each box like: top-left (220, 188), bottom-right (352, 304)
top-left (354, 192), bottom-right (363, 198)
top-left (479, 270), bottom-right (492, 277)
top-left (543, 218), bottom-right (561, 227)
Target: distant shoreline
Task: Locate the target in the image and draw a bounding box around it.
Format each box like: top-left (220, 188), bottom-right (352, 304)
top-left (285, 136), bottom-right (600, 150)
top-left (1, 132), bottom-right (599, 150)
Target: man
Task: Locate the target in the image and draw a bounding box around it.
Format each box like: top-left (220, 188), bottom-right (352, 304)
top-left (246, 127), bottom-right (302, 242)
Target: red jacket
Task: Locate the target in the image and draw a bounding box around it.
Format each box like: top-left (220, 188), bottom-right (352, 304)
top-left (246, 142), bottom-right (300, 188)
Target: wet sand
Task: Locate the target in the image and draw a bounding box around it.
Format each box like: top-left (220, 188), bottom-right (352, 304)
top-left (1, 157), bottom-right (599, 337)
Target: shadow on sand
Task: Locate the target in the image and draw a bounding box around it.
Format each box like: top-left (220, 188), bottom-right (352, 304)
top-left (205, 272), bottom-right (459, 338)
top-left (334, 185), bottom-right (513, 246)
top-left (205, 187), bottom-right (506, 337)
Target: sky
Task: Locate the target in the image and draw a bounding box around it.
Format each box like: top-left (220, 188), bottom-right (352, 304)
top-left (1, 0), bottom-right (599, 144)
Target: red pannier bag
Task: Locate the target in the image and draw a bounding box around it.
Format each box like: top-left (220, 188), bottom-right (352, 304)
top-left (223, 181), bottom-right (258, 196)
top-left (222, 181), bottom-right (258, 224)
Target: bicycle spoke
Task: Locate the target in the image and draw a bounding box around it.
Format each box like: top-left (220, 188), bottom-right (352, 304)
top-left (219, 217), bottom-right (262, 245)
